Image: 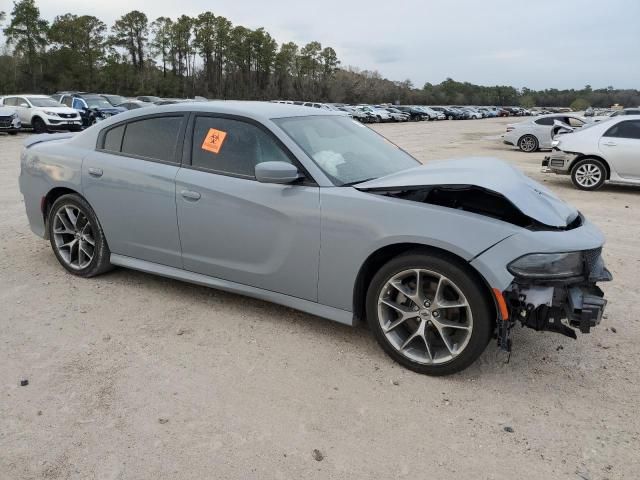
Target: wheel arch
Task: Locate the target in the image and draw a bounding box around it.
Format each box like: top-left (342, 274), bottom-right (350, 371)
top-left (569, 154), bottom-right (611, 180)
top-left (352, 242), bottom-right (497, 327)
top-left (42, 187), bottom-right (85, 238)
top-left (31, 115), bottom-right (45, 126)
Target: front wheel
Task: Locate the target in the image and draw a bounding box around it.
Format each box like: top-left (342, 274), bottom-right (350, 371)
top-left (32, 117), bottom-right (47, 134)
top-left (571, 158), bottom-right (606, 190)
top-left (366, 251), bottom-right (494, 376)
top-left (47, 194), bottom-right (112, 277)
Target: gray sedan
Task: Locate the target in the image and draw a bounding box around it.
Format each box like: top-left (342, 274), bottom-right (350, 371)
top-left (19, 102), bottom-right (611, 375)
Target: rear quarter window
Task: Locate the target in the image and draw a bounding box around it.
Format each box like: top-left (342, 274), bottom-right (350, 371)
top-left (120, 116), bottom-right (184, 163)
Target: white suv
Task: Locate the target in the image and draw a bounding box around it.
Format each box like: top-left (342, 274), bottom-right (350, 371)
top-left (1, 94), bottom-right (82, 133)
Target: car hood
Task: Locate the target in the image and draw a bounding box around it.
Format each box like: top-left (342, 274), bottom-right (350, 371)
top-left (94, 107), bottom-right (126, 114)
top-left (43, 106), bottom-right (78, 115)
top-left (355, 157), bottom-right (579, 228)
top-left (0, 106), bottom-right (17, 115)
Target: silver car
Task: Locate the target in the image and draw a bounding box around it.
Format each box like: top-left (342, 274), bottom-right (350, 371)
top-left (503, 114), bottom-right (589, 152)
top-left (19, 102), bottom-right (611, 375)
top-left (542, 115), bottom-right (640, 190)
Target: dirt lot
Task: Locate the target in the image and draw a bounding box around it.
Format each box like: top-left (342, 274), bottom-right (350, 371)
top-left (1, 117), bottom-right (639, 480)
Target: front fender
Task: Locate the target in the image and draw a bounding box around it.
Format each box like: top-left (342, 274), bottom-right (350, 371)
top-left (317, 187), bottom-right (518, 311)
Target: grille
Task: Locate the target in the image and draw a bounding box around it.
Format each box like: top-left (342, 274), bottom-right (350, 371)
top-left (584, 247), bottom-right (602, 275)
top-left (59, 113), bottom-right (76, 119)
top-left (0, 116), bottom-right (12, 128)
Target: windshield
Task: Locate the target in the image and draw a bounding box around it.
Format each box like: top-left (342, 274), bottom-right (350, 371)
top-left (274, 116), bottom-right (419, 186)
top-left (104, 95), bottom-right (126, 105)
top-left (27, 97), bottom-right (60, 107)
top-left (85, 97), bottom-right (112, 109)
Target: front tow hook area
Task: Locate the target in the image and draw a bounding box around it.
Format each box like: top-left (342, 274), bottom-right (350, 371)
top-left (501, 281), bottom-right (609, 349)
top-left (567, 286), bottom-right (607, 333)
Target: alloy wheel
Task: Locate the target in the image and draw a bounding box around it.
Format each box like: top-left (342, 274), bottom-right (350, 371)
top-left (52, 205), bottom-right (95, 270)
top-left (519, 135), bottom-right (537, 152)
top-left (575, 163), bottom-right (602, 188)
top-left (377, 269), bottom-right (473, 365)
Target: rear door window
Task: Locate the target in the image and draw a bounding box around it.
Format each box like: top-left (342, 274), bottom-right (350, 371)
top-left (120, 116), bottom-right (184, 163)
top-left (535, 117), bottom-right (555, 126)
top-left (102, 125), bottom-right (125, 152)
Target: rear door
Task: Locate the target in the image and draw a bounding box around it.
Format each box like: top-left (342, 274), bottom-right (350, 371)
top-left (82, 113), bottom-right (187, 267)
top-left (600, 119), bottom-right (640, 179)
top-left (175, 114), bottom-right (321, 301)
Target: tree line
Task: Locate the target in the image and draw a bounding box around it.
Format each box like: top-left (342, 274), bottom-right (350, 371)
top-left (1, 0), bottom-right (639, 109)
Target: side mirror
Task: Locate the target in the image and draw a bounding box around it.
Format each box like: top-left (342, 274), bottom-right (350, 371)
top-left (255, 161), bottom-right (301, 184)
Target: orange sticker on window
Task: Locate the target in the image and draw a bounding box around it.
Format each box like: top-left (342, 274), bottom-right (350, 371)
top-left (201, 128), bottom-right (227, 154)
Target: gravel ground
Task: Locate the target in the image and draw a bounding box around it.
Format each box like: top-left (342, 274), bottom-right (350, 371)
top-left (1, 117), bottom-right (638, 480)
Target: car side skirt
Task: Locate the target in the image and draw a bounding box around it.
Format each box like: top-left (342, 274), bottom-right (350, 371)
top-left (110, 254), bottom-right (355, 326)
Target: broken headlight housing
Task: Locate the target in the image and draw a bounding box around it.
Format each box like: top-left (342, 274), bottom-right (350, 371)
top-left (508, 252), bottom-right (584, 279)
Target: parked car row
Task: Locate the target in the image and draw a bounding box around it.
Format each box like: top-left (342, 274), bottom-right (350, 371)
top-left (0, 92), bottom-right (204, 133)
top-left (271, 100), bottom-right (541, 123)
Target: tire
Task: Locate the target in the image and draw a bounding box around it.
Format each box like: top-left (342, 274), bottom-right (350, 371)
top-left (571, 158), bottom-right (607, 191)
top-left (8, 131), bottom-right (18, 135)
top-left (47, 194), bottom-right (112, 278)
top-left (32, 117), bottom-right (47, 134)
top-left (447, 115), bottom-right (453, 120)
top-left (375, 116), bottom-right (381, 123)
top-left (518, 134), bottom-right (538, 152)
top-left (366, 250), bottom-right (494, 376)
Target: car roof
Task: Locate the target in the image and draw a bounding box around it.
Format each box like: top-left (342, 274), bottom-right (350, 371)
top-left (136, 100), bottom-right (344, 120)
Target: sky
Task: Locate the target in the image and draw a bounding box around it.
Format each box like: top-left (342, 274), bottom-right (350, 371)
top-left (3, 0), bottom-right (640, 90)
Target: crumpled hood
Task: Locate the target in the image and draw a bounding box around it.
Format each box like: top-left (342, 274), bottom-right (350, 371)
top-left (355, 157), bottom-right (578, 228)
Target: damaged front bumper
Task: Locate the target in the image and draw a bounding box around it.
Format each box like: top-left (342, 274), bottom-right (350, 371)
top-left (541, 151), bottom-right (579, 174)
top-left (496, 249), bottom-right (612, 351)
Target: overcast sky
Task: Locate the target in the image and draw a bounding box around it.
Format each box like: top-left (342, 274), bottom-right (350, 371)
top-left (6, 0), bottom-right (640, 89)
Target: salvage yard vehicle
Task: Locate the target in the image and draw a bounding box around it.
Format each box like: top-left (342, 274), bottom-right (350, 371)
top-left (542, 115), bottom-right (640, 190)
top-left (19, 102), bottom-right (611, 375)
top-left (0, 103), bottom-right (21, 134)
top-left (503, 113), bottom-right (588, 152)
top-left (2, 95), bottom-right (81, 133)
top-left (57, 93), bottom-right (126, 127)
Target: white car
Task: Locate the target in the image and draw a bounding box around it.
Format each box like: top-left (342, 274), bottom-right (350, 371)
top-left (358, 106), bottom-right (392, 122)
top-left (541, 115), bottom-right (640, 190)
top-left (502, 114), bottom-right (588, 152)
top-left (0, 103), bottom-right (21, 134)
top-left (1, 94), bottom-right (81, 133)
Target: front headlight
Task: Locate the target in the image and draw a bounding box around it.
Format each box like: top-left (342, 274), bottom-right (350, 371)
top-left (508, 252), bottom-right (584, 279)
top-left (43, 110), bottom-right (59, 117)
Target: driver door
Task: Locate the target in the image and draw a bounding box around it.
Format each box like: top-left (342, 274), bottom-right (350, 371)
top-left (175, 115), bottom-right (321, 302)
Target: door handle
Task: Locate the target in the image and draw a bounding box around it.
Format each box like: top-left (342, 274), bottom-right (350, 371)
top-left (181, 190), bottom-right (201, 201)
top-left (88, 167), bottom-right (103, 177)
top-left (602, 141), bottom-right (617, 147)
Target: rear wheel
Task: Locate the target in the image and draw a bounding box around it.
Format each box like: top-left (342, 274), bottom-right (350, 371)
top-left (571, 158), bottom-right (606, 190)
top-left (366, 251), bottom-right (493, 376)
top-left (518, 134), bottom-right (538, 152)
top-left (47, 194), bottom-right (112, 277)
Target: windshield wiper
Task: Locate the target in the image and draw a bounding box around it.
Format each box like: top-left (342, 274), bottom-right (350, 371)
top-left (341, 177), bottom-right (379, 187)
